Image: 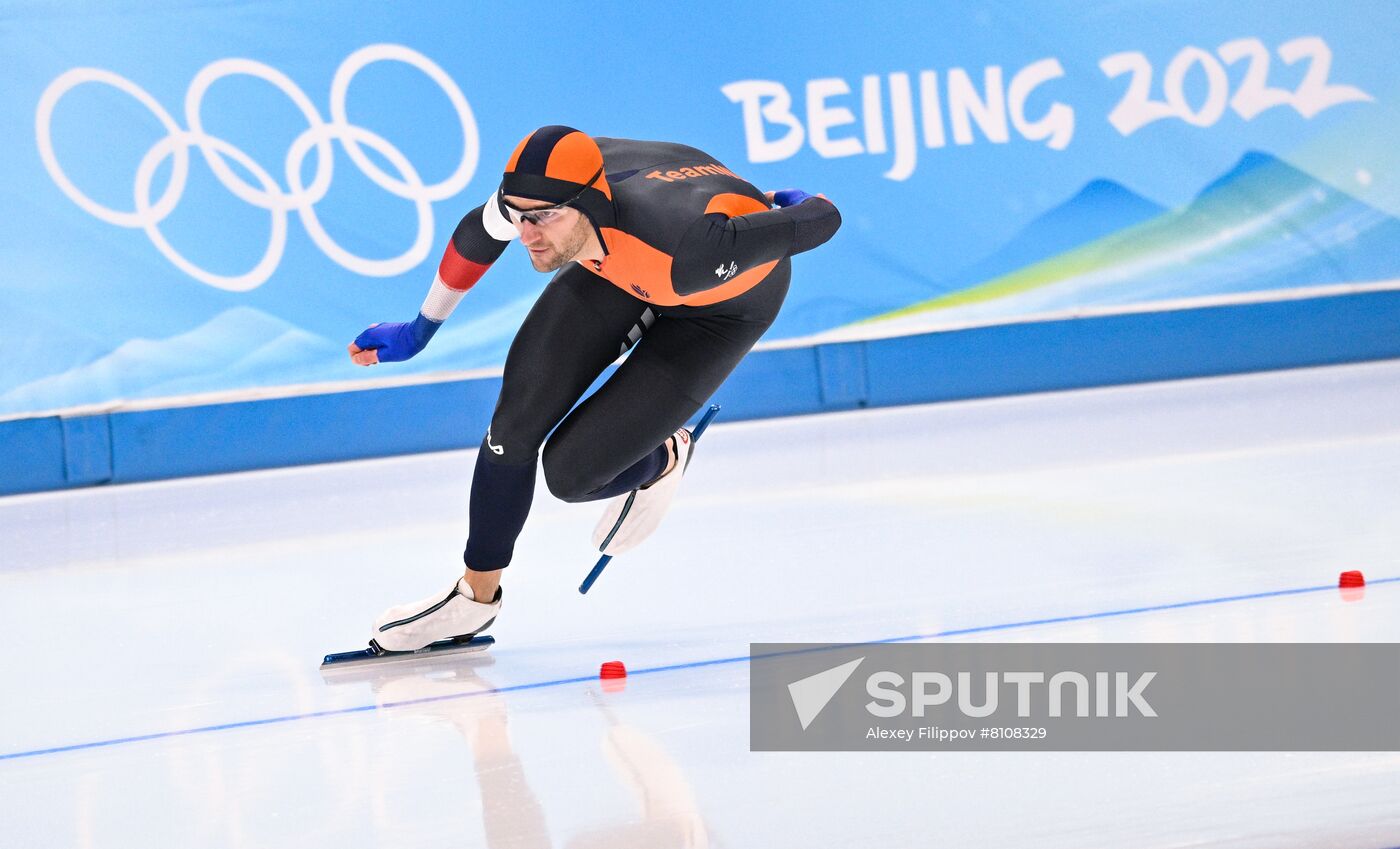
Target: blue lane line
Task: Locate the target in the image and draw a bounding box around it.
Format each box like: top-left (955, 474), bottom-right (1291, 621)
top-left (3, 575), bottom-right (1395, 763)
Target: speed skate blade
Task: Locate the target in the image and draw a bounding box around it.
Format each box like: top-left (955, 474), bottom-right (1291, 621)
top-left (579, 403), bottom-right (721, 595)
top-left (320, 634), bottom-right (495, 671)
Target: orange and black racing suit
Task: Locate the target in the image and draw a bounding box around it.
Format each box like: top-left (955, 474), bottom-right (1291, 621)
top-left (418, 131), bottom-right (841, 570)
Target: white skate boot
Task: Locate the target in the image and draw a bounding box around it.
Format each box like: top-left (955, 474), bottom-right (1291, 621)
top-left (592, 427), bottom-right (695, 556)
top-left (372, 577), bottom-right (501, 653)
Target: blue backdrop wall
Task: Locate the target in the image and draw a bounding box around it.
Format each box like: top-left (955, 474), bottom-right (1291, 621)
top-left (2, 1), bottom-right (1398, 493)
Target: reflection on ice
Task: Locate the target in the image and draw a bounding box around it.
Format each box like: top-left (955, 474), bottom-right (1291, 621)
top-left (328, 655), bottom-right (712, 849)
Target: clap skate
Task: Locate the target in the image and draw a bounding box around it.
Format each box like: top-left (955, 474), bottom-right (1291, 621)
top-left (580, 404), bottom-right (721, 593)
top-left (321, 576), bottom-right (500, 669)
top-left (592, 427), bottom-right (695, 556)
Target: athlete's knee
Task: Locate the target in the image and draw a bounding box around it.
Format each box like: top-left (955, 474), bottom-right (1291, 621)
top-left (482, 405), bottom-right (549, 463)
top-left (540, 436), bottom-right (608, 503)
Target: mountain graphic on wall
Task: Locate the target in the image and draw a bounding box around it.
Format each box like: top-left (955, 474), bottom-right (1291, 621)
top-left (0, 291), bottom-right (548, 416)
top-left (931, 178), bottom-right (1167, 296)
top-left (772, 176), bottom-right (1167, 337)
top-left (0, 307), bottom-right (345, 415)
top-left (849, 151), bottom-right (1400, 333)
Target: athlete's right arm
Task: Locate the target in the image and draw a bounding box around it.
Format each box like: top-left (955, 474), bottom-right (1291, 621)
top-left (349, 194), bottom-right (518, 366)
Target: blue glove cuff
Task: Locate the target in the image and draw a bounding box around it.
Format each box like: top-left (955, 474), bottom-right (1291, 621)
top-left (408, 312), bottom-right (441, 349)
top-left (773, 189), bottom-right (816, 208)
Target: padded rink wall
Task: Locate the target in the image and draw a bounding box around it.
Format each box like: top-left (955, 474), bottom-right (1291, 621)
top-left (3, 1), bottom-right (1400, 495)
top-left (4, 288), bottom-right (1399, 496)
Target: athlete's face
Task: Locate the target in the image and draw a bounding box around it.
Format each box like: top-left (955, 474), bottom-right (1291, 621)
top-left (503, 196), bottom-right (592, 272)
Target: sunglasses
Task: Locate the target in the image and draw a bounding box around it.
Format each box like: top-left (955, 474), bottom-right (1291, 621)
top-left (501, 166), bottom-right (604, 226)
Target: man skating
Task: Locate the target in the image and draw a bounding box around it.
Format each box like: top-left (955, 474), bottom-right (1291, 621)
top-left (349, 126), bottom-right (840, 652)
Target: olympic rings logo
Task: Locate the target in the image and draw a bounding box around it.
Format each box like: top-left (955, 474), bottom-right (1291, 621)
top-left (35, 44), bottom-right (478, 292)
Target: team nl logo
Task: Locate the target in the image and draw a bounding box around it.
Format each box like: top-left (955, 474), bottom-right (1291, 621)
top-left (35, 44), bottom-right (478, 291)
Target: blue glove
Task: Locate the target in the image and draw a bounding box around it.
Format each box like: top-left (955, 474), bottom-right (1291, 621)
top-left (772, 189), bottom-right (817, 207)
top-left (352, 313), bottom-right (440, 363)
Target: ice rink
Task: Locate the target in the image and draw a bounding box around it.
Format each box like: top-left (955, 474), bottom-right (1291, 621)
top-left (3, 359), bottom-right (1400, 848)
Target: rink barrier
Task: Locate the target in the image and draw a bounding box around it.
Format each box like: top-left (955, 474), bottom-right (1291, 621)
top-left (3, 287), bottom-right (1399, 496)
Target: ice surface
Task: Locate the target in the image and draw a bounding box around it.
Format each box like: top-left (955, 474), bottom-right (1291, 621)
top-left (3, 360), bottom-right (1399, 848)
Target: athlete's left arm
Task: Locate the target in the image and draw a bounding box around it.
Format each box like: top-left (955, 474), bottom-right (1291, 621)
top-left (670, 196), bottom-right (841, 296)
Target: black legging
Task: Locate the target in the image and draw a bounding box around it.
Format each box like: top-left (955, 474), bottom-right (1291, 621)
top-left (463, 258), bottom-right (790, 571)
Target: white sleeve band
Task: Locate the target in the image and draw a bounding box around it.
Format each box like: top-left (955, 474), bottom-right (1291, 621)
top-left (419, 273), bottom-right (468, 322)
top-left (481, 189), bottom-right (518, 242)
